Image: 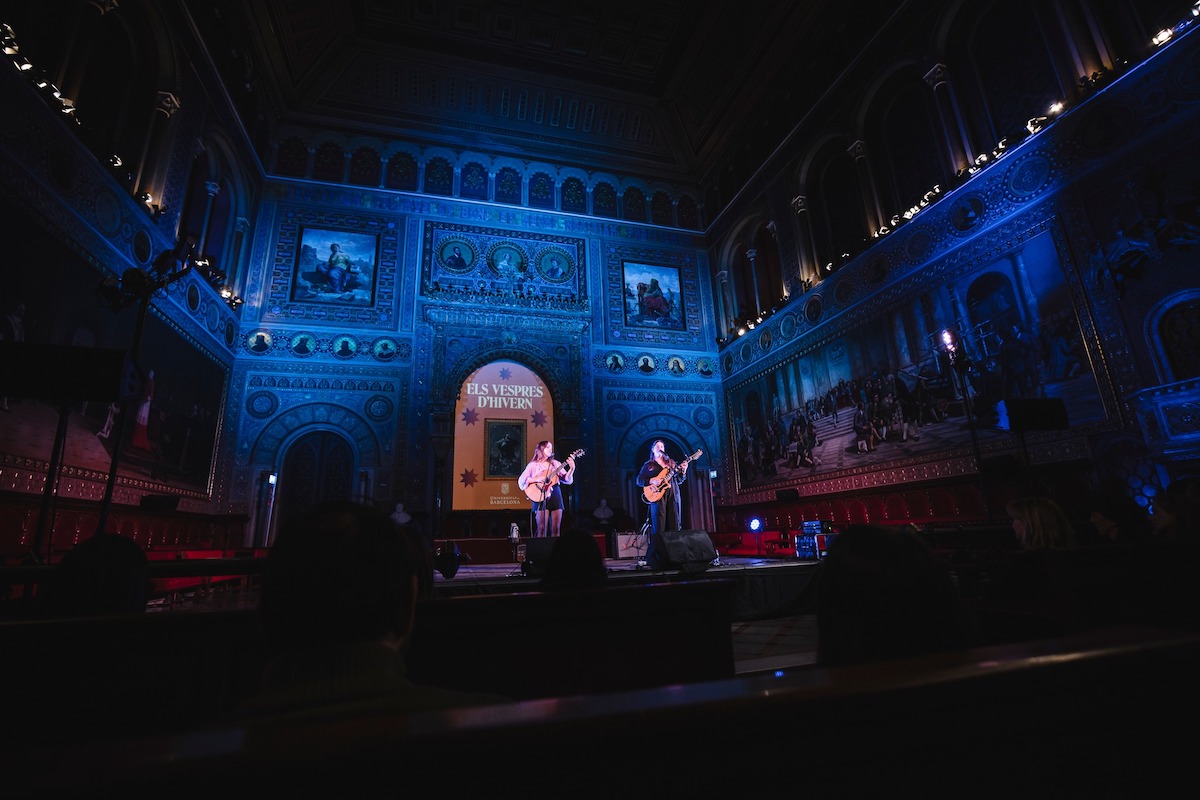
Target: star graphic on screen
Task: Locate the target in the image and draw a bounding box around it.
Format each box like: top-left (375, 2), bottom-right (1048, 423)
top-left (498, 367), bottom-right (512, 380)
top-left (461, 407), bottom-right (479, 425)
top-left (459, 468), bottom-right (478, 488)
top-left (530, 410), bottom-right (547, 427)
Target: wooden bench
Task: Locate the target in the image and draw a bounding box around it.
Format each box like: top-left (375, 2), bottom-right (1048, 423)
top-left (8, 626), bottom-right (1198, 796)
top-left (142, 549), bottom-right (252, 607)
top-left (0, 578), bottom-right (736, 747)
top-left (955, 540), bottom-right (1200, 644)
top-left (407, 578), bottom-right (736, 699)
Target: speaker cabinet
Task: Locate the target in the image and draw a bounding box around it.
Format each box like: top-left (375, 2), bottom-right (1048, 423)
top-left (615, 532), bottom-right (644, 559)
top-left (656, 529), bottom-right (716, 573)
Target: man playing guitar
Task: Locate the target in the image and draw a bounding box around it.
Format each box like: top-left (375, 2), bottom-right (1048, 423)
top-left (635, 440), bottom-right (695, 568)
top-left (517, 441), bottom-right (577, 537)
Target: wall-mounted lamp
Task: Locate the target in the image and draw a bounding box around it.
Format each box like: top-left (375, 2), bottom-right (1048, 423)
top-left (137, 191), bottom-right (165, 219)
top-left (220, 286), bottom-right (245, 308)
top-left (2, 25), bottom-right (19, 56)
top-left (98, 237), bottom-right (197, 311)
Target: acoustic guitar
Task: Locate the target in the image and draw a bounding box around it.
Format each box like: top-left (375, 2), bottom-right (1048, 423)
top-left (641, 449), bottom-right (702, 503)
top-left (523, 449), bottom-right (584, 503)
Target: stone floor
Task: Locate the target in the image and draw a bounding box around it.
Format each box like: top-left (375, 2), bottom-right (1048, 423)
top-left (731, 613), bottom-right (818, 675)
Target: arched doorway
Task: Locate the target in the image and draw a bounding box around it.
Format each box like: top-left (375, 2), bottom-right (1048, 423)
top-left (626, 436), bottom-right (711, 535)
top-left (276, 430), bottom-right (357, 528)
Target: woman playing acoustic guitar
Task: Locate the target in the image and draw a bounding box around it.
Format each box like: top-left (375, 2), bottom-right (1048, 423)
top-left (517, 441), bottom-right (577, 538)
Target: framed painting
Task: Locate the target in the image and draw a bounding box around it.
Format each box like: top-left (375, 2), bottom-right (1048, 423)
top-left (0, 211), bottom-right (228, 499)
top-left (290, 226), bottom-right (379, 306)
top-left (117, 313), bottom-right (227, 492)
top-left (622, 261), bottom-right (685, 330)
top-left (485, 419), bottom-right (526, 479)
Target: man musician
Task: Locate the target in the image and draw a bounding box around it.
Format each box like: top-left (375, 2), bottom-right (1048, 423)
top-left (635, 440), bottom-right (690, 568)
top-left (517, 440), bottom-right (576, 537)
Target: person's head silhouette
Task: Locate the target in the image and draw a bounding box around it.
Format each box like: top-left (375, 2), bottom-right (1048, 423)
top-left (259, 502), bottom-right (420, 650)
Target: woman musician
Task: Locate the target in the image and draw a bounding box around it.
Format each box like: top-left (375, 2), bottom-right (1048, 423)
top-left (517, 440), bottom-right (576, 537)
top-left (635, 440), bottom-right (690, 568)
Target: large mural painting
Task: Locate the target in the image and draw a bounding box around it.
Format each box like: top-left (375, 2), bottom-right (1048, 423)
top-left (727, 228), bottom-right (1109, 492)
top-left (0, 213), bottom-right (227, 496)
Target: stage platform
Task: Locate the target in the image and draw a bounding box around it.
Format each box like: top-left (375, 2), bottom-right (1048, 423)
top-left (430, 540), bottom-right (821, 621)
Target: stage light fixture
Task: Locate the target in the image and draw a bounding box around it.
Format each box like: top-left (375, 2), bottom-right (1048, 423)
top-left (940, 328), bottom-right (961, 363)
top-left (748, 517), bottom-right (762, 533)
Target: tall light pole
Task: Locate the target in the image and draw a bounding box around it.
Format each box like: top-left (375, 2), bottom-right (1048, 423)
top-left (941, 328), bottom-right (993, 521)
top-left (94, 237), bottom-right (197, 536)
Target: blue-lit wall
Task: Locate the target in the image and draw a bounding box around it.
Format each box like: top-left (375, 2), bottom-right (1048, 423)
top-left (227, 181), bottom-right (722, 538)
top-left (3, 1), bottom-right (1199, 545)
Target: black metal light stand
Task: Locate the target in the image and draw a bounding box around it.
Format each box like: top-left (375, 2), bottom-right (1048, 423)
top-left (942, 329), bottom-right (994, 522)
top-left (94, 238), bottom-right (197, 536)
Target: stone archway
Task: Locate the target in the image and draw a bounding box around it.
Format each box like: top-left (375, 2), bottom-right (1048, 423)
top-left (615, 413), bottom-right (714, 534)
top-left (277, 429), bottom-right (357, 526)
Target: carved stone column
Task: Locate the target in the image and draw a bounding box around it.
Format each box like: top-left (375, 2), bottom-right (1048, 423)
top-left (924, 63), bottom-right (974, 171)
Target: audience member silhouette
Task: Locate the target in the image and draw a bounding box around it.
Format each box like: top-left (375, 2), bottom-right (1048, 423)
top-left (816, 524), bottom-right (975, 666)
top-left (240, 501), bottom-right (507, 719)
top-left (539, 527), bottom-right (608, 592)
top-left (976, 497), bottom-right (1089, 643)
top-left (41, 533), bottom-right (149, 617)
top-left (1086, 491), bottom-right (1152, 544)
top-left (1006, 495), bottom-right (1077, 550)
top-left (1149, 478), bottom-right (1200, 541)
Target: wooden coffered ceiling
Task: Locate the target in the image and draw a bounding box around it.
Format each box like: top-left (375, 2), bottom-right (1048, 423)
top-left (201, 0), bottom-right (895, 186)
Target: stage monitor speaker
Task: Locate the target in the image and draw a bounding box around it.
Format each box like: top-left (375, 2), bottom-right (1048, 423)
top-left (0, 342), bottom-right (127, 402)
top-left (657, 529), bottom-right (716, 573)
top-left (776, 488), bottom-right (800, 501)
top-left (521, 537), bottom-right (556, 578)
top-left (997, 398), bottom-right (1069, 432)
